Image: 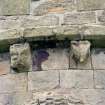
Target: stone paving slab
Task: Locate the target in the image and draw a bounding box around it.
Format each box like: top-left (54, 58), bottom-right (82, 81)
top-left (0, 29), bottom-right (23, 44)
top-left (60, 70), bottom-right (94, 89)
top-left (28, 71), bottom-right (59, 91)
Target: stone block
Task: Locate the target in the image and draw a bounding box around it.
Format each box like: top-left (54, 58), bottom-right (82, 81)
top-left (94, 70), bottom-right (105, 89)
top-left (23, 27), bottom-right (54, 40)
top-left (60, 70), bottom-right (93, 88)
top-left (0, 16), bottom-right (22, 29)
top-left (0, 94), bottom-right (12, 105)
top-left (0, 29), bottom-right (22, 42)
top-left (0, 92), bottom-right (32, 105)
top-left (28, 71), bottom-right (59, 91)
top-left (77, 0), bottom-right (105, 11)
top-left (21, 15), bottom-right (59, 28)
top-left (97, 10), bottom-right (105, 25)
top-left (92, 49), bottom-right (105, 70)
top-left (0, 0), bottom-right (30, 15)
top-left (80, 25), bottom-right (105, 39)
top-left (32, 0), bottom-right (76, 16)
top-left (71, 89), bottom-right (105, 105)
top-left (0, 73), bottom-right (27, 93)
top-left (10, 43), bottom-right (32, 73)
top-left (12, 92), bottom-right (32, 105)
top-left (64, 12), bottom-right (96, 25)
top-left (0, 53), bottom-right (10, 75)
top-left (32, 49), bottom-right (69, 71)
top-left (53, 25), bottom-right (79, 40)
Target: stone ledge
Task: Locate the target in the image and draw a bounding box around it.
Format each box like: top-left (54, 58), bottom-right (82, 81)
top-left (0, 25), bottom-right (105, 52)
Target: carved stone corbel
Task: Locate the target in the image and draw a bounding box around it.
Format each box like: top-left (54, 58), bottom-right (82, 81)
top-left (71, 40), bottom-right (91, 63)
top-left (10, 43), bottom-right (32, 72)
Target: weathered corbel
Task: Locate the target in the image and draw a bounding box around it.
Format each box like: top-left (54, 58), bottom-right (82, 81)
top-left (71, 40), bottom-right (91, 63)
top-left (10, 43), bottom-right (32, 73)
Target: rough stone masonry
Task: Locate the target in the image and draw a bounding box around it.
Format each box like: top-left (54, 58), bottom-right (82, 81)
top-left (1, 0), bottom-right (105, 105)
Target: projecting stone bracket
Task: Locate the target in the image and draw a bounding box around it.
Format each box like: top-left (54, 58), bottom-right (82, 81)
top-left (71, 40), bottom-right (91, 63)
top-left (10, 43), bottom-right (32, 73)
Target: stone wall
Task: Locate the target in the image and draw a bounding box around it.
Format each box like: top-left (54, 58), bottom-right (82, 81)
top-left (0, 0), bottom-right (105, 105)
top-left (1, 0), bottom-right (105, 49)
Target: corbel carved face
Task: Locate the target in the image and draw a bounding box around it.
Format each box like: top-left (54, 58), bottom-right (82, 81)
top-left (71, 40), bottom-right (91, 63)
top-left (10, 43), bottom-right (32, 72)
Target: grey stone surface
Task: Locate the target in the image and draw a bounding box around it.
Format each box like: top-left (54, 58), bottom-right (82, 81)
top-left (12, 92), bottom-right (32, 105)
top-left (92, 49), bottom-right (105, 69)
top-left (77, 0), bottom-right (105, 11)
top-left (28, 71), bottom-right (59, 91)
top-left (64, 12), bottom-right (96, 25)
top-left (97, 10), bottom-right (105, 25)
top-left (71, 89), bottom-right (105, 105)
top-left (23, 89), bottom-right (105, 105)
top-left (0, 73), bottom-right (27, 93)
top-left (0, 0), bottom-right (30, 15)
top-left (0, 29), bottom-right (22, 42)
top-left (53, 25), bottom-right (79, 40)
top-left (36, 49), bottom-right (69, 70)
top-left (0, 16), bottom-right (22, 29)
top-left (23, 92), bottom-right (84, 105)
top-left (21, 15), bottom-right (59, 28)
top-left (10, 43), bottom-right (32, 73)
top-left (23, 27), bottom-right (54, 40)
top-left (80, 25), bottom-right (105, 39)
top-left (32, 0), bottom-right (76, 16)
top-left (94, 70), bottom-right (105, 89)
top-left (0, 53), bottom-right (10, 75)
top-left (0, 92), bottom-right (32, 105)
top-left (60, 70), bottom-right (93, 88)
top-left (0, 94), bottom-right (12, 105)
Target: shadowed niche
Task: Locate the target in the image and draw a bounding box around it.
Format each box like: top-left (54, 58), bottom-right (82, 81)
top-left (33, 49), bottom-right (49, 71)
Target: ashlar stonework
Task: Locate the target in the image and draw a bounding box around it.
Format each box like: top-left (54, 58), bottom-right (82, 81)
top-left (10, 43), bottom-right (32, 73)
top-left (0, 0), bottom-right (30, 15)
